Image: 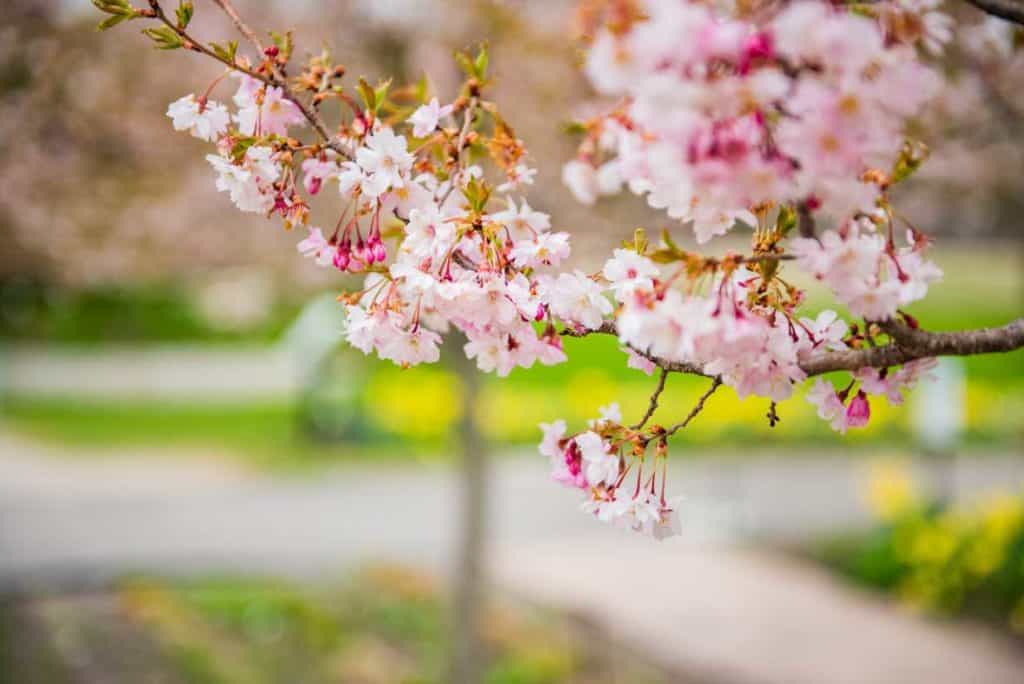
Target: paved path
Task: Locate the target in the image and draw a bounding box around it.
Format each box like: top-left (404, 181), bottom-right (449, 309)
top-left (495, 542), bottom-right (1024, 684)
top-left (1, 345), bottom-right (298, 400)
top-left (3, 433), bottom-right (1024, 683)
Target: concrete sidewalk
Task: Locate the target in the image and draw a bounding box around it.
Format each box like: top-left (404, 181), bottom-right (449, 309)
top-left (3, 433), bottom-right (1024, 683)
top-left (493, 542), bottom-right (1024, 684)
top-left (0, 345), bottom-right (297, 400)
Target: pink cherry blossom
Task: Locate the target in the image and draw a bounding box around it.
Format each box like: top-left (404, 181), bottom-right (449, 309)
top-left (235, 86), bottom-right (305, 136)
top-left (408, 97), bottom-right (454, 138)
top-left (546, 271), bottom-right (613, 330)
top-left (167, 94), bottom-right (230, 142)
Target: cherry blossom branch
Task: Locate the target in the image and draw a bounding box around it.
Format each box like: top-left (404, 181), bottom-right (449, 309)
top-left (147, 0), bottom-right (350, 158)
top-left (801, 317), bottom-right (1024, 375)
top-left (439, 97), bottom-right (481, 206)
top-left (208, 0), bottom-right (348, 156)
top-left (562, 322), bottom-right (711, 377)
top-left (631, 368), bottom-right (669, 430)
top-left (209, 0), bottom-right (263, 50)
top-left (648, 376), bottom-right (723, 443)
top-left (567, 317), bottom-right (1024, 380)
top-left (961, 0), bottom-right (1024, 25)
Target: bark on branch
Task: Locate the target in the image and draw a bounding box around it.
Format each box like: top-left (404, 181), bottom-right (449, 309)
top-left (962, 0), bottom-right (1024, 25)
top-left (564, 317), bottom-right (1024, 379)
top-left (801, 317), bottom-right (1024, 376)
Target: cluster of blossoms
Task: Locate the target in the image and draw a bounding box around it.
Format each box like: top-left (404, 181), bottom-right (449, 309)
top-left (564, 0), bottom-right (949, 366)
top-left (808, 357), bottom-right (938, 433)
top-left (610, 247), bottom-right (849, 402)
top-left (791, 219), bottom-right (942, 320)
top-left (95, 0), bottom-right (1017, 537)
top-left (161, 39), bottom-right (593, 373)
top-left (540, 405), bottom-right (682, 539)
top-left (569, 1), bottom-right (946, 242)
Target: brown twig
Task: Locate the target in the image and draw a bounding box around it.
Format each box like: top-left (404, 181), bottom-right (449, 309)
top-left (208, 0), bottom-right (347, 155)
top-left (562, 321), bottom-right (719, 378)
top-left (631, 368), bottom-right (669, 430)
top-left (654, 376), bottom-right (723, 442)
top-left (438, 97), bottom-right (480, 206)
top-left (209, 0), bottom-right (264, 50)
top-left (147, 0), bottom-right (350, 158)
top-left (962, 0), bottom-right (1024, 25)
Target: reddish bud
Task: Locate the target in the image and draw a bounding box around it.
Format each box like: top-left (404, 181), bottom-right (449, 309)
top-left (845, 391), bottom-right (871, 428)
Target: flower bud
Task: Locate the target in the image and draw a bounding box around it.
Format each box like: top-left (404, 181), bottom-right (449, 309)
top-left (372, 239), bottom-right (387, 264)
top-left (845, 391), bottom-right (871, 428)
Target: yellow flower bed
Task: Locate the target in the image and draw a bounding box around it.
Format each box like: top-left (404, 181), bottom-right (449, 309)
top-left (361, 367), bottom-right (1022, 446)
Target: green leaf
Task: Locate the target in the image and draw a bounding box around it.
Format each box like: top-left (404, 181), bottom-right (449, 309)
top-left (269, 31), bottom-right (294, 61)
top-left (629, 228), bottom-right (648, 254)
top-left (658, 228), bottom-right (677, 253)
top-left (890, 139), bottom-right (929, 185)
top-left (454, 50), bottom-right (475, 78)
top-left (356, 78), bottom-right (376, 113)
top-left (643, 228), bottom-right (689, 264)
top-left (175, 0), bottom-right (194, 29)
top-left (455, 44), bottom-right (490, 81)
top-left (461, 177), bottom-right (492, 214)
top-left (142, 26), bottom-right (185, 50)
top-left (92, 0), bottom-right (132, 14)
top-left (229, 136), bottom-right (257, 161)
top-left (776, 205), bottom-right (797, 236)
top-left (97, 12), bottom-right (132, 30)
top-left (563, 121), bottom-right (587, 136)
top-left (93, 0), bottom-right (136, 28)
top-left (473, 45), bottom-right (489, 79)
top-left (210, 40), bottom-right (238, 64)
top-left (373, 79), bottom-right (392, 110)
top-left (414, 73), bottom-right (428, 103)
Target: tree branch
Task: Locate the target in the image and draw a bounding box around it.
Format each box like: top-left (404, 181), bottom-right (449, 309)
top-left (566, 317), bottom-right (1024, 379)
top-left (438, 97), bottom-right (480, 206)
top-left (962, 0), bottom-right (1024, 25)
top-left (631, 368), bottom-right (669, 430)
top-left (562, 321), bottom-right (711, 377)
top-left (655, 376), bottom-right (722, 442)
top-left (801, 317), bottom-right (1024, 375)
top-left (209, 0), bottom-right (265, 51)
top-left (208, 0), bottom-right (348, 156)
top-left (148, 0), bottom-right (350, 157)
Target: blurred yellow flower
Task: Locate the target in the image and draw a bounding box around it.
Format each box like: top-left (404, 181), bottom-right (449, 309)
top-left (864, 460), bottom-right (919, 520)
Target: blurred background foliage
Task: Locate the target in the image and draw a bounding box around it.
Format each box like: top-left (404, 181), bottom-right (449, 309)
top-left (1, 564), bottom-right (670, 684)
top-left (817, 463), bottom-right (1024, 637)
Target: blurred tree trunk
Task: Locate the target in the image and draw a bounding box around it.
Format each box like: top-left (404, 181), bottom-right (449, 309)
top-left (449, 339), bottom-right (487, 684)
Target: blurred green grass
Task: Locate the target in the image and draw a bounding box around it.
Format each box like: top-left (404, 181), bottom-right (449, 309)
top-left (0, 567), bottom-right (668, 684)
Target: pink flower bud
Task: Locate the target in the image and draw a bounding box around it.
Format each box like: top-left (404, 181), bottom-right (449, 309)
top-left (745, 32), bottom-right (774, 59)
top-left (845, 391), bottom-right (871, 428)
top-left (564, 441), bottom-right (582, 477)
top-left (354, 238), bottom-right (370, 263)
top-left (371, 239), bottom-right (387, 263)
top-left (332, 247), bottom-right (349, 272)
